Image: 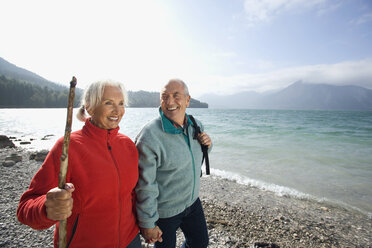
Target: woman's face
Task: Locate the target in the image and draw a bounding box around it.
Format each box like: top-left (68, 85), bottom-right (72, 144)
top-left (89, 85), bottom-right (125, 130)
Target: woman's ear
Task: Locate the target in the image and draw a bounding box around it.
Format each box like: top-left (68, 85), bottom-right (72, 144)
top-left (87, 106), bottom-right (94, 116)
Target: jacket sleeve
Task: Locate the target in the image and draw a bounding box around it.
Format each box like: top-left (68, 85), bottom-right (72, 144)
top-left (17, 141), bottom-right (62, 230)
top-left (135, 135), bottom-right (160, 229)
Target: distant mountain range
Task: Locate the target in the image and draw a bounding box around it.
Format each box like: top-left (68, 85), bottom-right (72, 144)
top-left (2, 56), bottom-right (371, 110)
top-left (0, 57), bottom-right (207, 108)
top-left (200, 81), bottom-right (372, 110)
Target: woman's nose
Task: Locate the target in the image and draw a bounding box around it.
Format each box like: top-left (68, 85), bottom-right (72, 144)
top-left (112, 104), bottom-right (119, 113)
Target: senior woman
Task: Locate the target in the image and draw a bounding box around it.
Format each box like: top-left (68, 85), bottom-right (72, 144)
top-left (17, 80), bottom-right (141, 248)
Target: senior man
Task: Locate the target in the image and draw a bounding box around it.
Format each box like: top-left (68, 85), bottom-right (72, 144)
top-left (135, 79), bottom-right (212, 248)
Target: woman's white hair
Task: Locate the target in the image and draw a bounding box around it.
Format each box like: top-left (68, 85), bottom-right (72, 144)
top-left (77, 80), bottom-right (128, 122)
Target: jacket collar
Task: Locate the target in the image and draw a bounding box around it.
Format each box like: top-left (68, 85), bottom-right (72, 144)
top-left (159, 107), bottom-right (192, 134)
top-left (83, 117), bottom-right (120, 138)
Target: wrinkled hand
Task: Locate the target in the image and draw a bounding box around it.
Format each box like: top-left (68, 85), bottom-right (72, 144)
top-left (140, 226), bottom-right (163, 244)
top-left (197, 132), bottom-right (212, 148)
top-left (45, 183), bottom-right (75, 221)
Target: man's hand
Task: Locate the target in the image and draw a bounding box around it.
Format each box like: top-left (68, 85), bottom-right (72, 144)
top-left (197, 132), bottom-right (212, 148)
top-left (45, 183), bottom-right (75, 221)
top-left (140, 226), bottom-right (163, 244)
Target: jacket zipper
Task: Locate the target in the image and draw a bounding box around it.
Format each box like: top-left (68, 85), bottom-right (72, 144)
top-left (107, 132), bottom-right (122, 247)
top-left (66, 215), bottom-right (79, 248)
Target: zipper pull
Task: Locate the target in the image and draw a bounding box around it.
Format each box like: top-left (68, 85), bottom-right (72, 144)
top-left (107, 130), bottom-right (111, 150)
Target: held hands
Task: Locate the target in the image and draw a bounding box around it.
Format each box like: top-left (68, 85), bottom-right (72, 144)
top-left (197, 132), bottom-right (212, 148)
top-left (45, 183), bottom-right (75, 221)
top-left (140, 226), bottom-right (163, 244)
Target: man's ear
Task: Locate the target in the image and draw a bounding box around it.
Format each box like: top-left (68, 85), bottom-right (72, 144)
top-left (186, 95), bottom-right (191, 107)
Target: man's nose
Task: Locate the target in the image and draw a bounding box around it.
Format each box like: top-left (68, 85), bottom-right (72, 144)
top-left (166, 96), bottom-right (174, 105)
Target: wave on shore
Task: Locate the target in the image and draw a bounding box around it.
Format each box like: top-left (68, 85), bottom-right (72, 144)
top-left (209, 168), bottom-right (372, 217)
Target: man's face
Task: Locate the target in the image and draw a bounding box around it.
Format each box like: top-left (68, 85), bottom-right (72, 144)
top-left (160, 81), bottom-right (190, 126)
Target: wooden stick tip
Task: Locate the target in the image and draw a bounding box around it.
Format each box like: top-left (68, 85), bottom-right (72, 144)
top-left (70, 76), bottom-right (77, 87)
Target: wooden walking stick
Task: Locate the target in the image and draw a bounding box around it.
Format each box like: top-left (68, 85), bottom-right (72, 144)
top-left (58, 76), bottom-right (77, 248)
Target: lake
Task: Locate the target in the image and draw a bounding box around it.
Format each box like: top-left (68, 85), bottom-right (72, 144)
top-left (1, 108), bottom-right (371, 216)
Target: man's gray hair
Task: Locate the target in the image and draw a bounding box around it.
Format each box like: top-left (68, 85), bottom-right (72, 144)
top-left (166, 79), bottom-right (190, 96)
top-left (77, 80), bottom-right (128, 122)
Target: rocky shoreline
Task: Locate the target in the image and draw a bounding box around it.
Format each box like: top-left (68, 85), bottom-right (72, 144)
top-left (1, 146), bottom-right (371, 247)
top-left (199, 177), bottom-right (371, 247)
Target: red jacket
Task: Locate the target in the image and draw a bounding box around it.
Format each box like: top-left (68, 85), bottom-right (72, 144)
top-left (17, 119), bottom-right (139, 247)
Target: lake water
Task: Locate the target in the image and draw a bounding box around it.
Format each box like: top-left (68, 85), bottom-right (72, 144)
top-left (1, 108), bottom-right (372, 216)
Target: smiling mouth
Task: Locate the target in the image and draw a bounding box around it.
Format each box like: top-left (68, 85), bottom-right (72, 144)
top-left (108, 117), bottom-right (119, 121)
top-left (167, 106), bottom-right (178, 111)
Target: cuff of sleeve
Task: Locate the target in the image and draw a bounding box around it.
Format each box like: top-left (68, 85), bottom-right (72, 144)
top-left (139, 221), bottom-right (156, 229)
top-left (208, 143), bottom-right (213, 152)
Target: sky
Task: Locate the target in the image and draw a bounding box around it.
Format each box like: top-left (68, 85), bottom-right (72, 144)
top-left (1, 0), bottom-right (372, 97)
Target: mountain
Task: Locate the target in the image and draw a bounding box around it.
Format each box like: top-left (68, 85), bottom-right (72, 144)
top-left (0, 57), bottom-right (207, 108)
top-left (0, 57), bottom-right (69, 91)
top-left (200, 81), bottom-right (372, 110)
top-left (259, 81), bottom-right (372, 110)
top-left (200, 91), bottom-right (261, 109)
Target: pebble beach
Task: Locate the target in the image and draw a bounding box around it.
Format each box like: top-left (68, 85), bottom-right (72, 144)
top-left (1, 146), bottom-right (371, 248)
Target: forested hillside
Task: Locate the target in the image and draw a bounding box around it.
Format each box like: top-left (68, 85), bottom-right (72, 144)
top-left (0, 76), bottom-right (208, 108)
top-left (0, 75), bottom-right (81, 108)
top-left (0, 56), bottom-right (208, 108)
top-left (0, 57), bottom-right (68, 91)
top-left (128, 91), bottom-right (160, 107)
top-left (127, 90), bottom-right (208, 108)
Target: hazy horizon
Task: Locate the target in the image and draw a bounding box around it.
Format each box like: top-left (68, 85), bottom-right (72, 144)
top-left (1, 0), bottom-right (372, 98)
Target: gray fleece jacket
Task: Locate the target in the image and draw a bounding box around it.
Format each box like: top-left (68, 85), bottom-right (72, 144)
top-left (135, 108), bottom-right (207, 229)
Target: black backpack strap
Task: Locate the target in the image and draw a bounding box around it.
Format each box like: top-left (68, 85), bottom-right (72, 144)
top-left (189, 115), bottom-right (210, 175)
